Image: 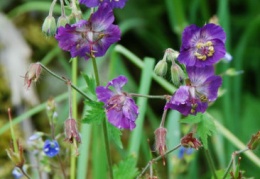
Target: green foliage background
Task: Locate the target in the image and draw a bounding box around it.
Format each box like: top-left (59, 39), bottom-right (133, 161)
top-left (1, 0), bottom-right (260, 178)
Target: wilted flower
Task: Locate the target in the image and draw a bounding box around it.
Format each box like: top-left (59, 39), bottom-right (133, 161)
top-left (55, 3), bottom-right (120, 60)
top-left (247, 131), bottom-right (260, 150)
top-left (96, 76), bottom-right (139, 130)
top-left (64, 118), bottom-right (81, 143)
top-left (43, 140), bottom-right (60, 157)
top-left (181, 133), bottom-right (202, 150)
top-left (178, 23), bottom-right (226, 67)
top-left (79, 0), bottom-right (128, 9)
top-left (24, 63), bottom-right (42, 89)
top-left (6, 140), bottom-right (25, 167)
top-left (154, 127), bottom-right (167, 157)
top-left (165, 66), bottom-right (222, 115)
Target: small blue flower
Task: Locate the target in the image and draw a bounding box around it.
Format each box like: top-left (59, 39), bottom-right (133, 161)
top-left (43, 140), bottom-right (60, 157)
top-left (178, 146), bottom-right (193, 159)
top-left (12, 167), bottom-right (23, 179)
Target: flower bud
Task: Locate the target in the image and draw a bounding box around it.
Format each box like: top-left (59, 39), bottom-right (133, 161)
top-left (154, 127), bottom-right (167, 156)
top-left (164, 48), bottom-right (179, 62)
top-left (24, 63), bottom-right (42, 89)
top-left (154, 60), bottom-right (168, 77)
top-left (64, 118), bottom-right (81, 143)
top-left (181, 133), bottom-right (202, 150)
top-left (42, 15), bottom-right (57, 36)
top-left (171, 62), bottom-right (185, 86)
top-left (247, 131), bottom-right (260, 150)
top-left (57, 15), bottom-right (69, 27)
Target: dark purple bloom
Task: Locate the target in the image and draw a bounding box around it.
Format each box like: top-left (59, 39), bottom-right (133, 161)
top-left (96, 76), bottom-right (139, 130)
top-left (178, 23), bottom-right (226, 67)
top-left (43, 140), bottom-right (60, 157)
top-left (165, 66), bottom-right (222, 115)
top-left (79, 0), bottom-right (127, 9)
top-left (55, 3), bottom-right (121, 60)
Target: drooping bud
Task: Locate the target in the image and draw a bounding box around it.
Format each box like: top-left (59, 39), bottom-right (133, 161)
top-left (64, 118), bottom-right (81, 143)
top-left (154, 60), bottom-right (168, 77)
top-left (247, 131), bottom-right (260, 150)
top-left (170, 62), bottom-right (185, 86)
top-left (154, 127), bottom-right (167, 163)
top-left (24, 63), bottom-right (42, 89)
top-left (164, 48), bottom-right (179, 62)
top-left (181, 133), bottom-right (202, 150)
top-left (57, 15), bottom-right (69, 27)
top-left (42, 15), bottom-right (57, 36)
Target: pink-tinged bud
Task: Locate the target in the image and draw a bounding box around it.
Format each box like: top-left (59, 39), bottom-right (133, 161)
top-left (24, 63), bottom-right (42, 89)
top-left (247, 131), bottom-right (260, 150)
top-left (181, 133), bottom-right (202, 150)
top-left (64, 118), bottom-right (81, 143)
top-left (154, 127), bottom-right (167, 157)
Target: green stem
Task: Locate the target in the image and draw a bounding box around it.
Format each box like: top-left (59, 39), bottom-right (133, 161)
top-left (137, 144), bottom-right (181, 179)
top-left (8, 108), bottom-right (19, 154)
top-left (204, 149), bottom-right (217, 179)
top-left (129, 93), bottom-right (168, 99)
top-left (222, 148), bottom-right (249, 179)
top-left (70, 57), bottom-right (78, 179)
top-left (49, 0), bottom-right (58, 16)
top-left (91, 57), bottom-right (113, 179)
top-left (39, 63), bottom-right (91, 100)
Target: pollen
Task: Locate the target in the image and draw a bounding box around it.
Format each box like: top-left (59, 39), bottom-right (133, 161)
top-left (194, 41), bottom-right (215, 61)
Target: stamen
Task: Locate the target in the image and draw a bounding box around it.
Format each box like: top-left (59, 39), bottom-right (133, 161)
top-left (194, 41), bottom-right (215, 61)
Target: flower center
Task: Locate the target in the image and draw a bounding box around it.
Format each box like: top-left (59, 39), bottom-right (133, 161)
top-left (194, 41), bottom-right (214, 61)
top-left (106, 94), bottom-right (126, 111)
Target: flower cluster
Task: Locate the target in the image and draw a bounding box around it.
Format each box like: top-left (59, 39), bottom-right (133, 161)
top-left (165, 23), bottom-right (225, 116)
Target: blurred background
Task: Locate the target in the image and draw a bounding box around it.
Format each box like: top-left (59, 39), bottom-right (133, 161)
top-left (0, 0), bottom-right (260, 178)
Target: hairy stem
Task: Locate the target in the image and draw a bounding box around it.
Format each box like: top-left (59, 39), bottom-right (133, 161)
top-left (91, 57), bottom-right (114, 179)
top-left (129, 93), bottom-right (170, 100)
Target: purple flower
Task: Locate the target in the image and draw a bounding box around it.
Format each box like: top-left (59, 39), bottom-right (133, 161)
top-left (12, 167), bottom-right (23, 179)
top-left (43, 140), bottom-right (60, 157)
top-left (55, 3), bottom-right (121, 60)
top-left (79, 0), bottom-right (127, 9)
top-left (165, 66), bottom-right (222, 115)
top-left (178, 23), bottom-right (226, 67)
top-left (96, 76), bottom-right (139, 130)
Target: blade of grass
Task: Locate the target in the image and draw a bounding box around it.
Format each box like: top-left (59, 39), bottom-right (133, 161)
top-left (128, 57), bottom-right (155, 156)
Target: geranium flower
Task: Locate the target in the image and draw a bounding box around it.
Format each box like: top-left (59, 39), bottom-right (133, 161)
top-left (96, 76), bottom-right (139, 130)
top-left (43, 140), bottom-right (60, 157)
top-left (178, 23), bottom-right (226, 67)
top-left (55, 3), bottom-right (120, 60)
top-left (165, 66), bottom-right (222, 115)
top-left (79, 0), bottom-right (128, 9)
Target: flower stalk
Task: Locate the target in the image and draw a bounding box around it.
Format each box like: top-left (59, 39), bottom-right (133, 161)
top-left (92, 57), bottom-right (114, 179)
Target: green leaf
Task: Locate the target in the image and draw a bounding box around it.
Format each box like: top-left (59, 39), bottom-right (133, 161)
top-left (82, 100), bottom-right (105, 124)
top-left (113, 156), bottom-right (138, 179)
top-left (107, 122), bottom-right (123, 149)
top-left (179, 113), bottom-right (202, 124)
top-left (82, 73), bottom-right (96, 97)
top-left (197, 114), bottom-right (217, 149)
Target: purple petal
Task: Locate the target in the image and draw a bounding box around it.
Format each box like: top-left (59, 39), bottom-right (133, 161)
top-left (96, 86), bottom-right (114, 103)
top-left (187, 66), bottom-right (215, 86)
top-left (105, 0), bottom-right (128, 9)
top-left (200, 23), bottom-right (226, 42)
top-left (79, 0), bottom-right (100, 7)
top-left (196, 75), bottom-right (222, 101)
top-left (178, 48), bottom-right (197, 66)
top-left (181, 24), bottom-right (200, 50)
top-left (91, 3), bottom-right (114, 31)
top-left (107, 75), bottom-right (128, 93)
